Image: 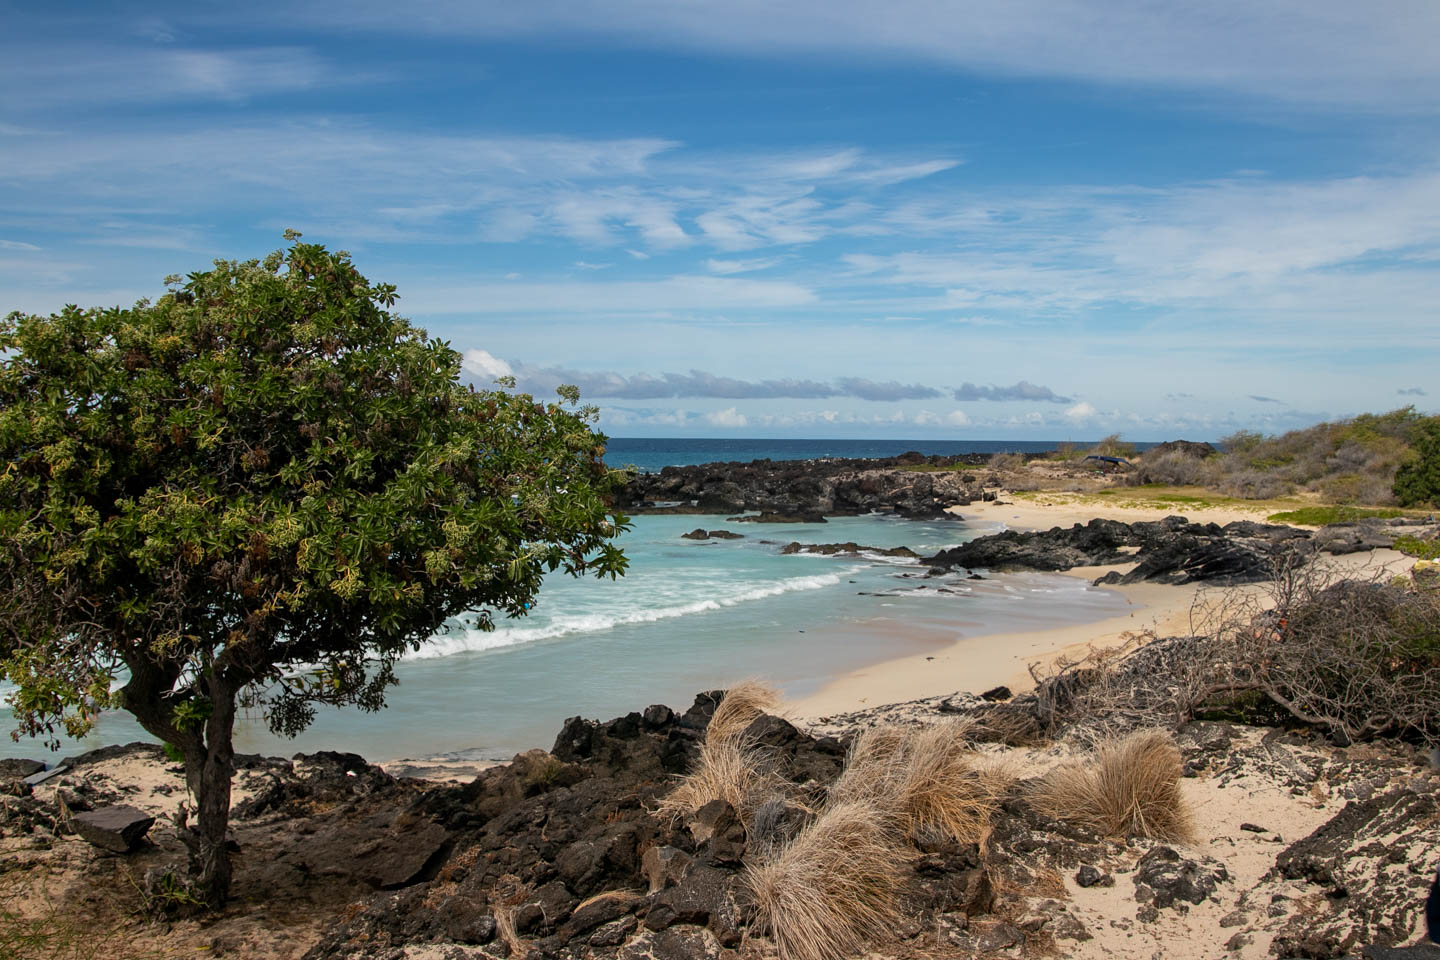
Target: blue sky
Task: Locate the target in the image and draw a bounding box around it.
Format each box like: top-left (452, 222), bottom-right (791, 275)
top-left (2, 1), bottom-right (1437, 440)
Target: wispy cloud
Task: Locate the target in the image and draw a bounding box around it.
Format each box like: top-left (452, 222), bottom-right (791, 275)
top-left (0, 46), bottom-right (341, 108)
top-left (1398, 386), bottom-right (1428, 396)
top-left (1248, 395), bottom-right (1284, 404)
top-left (275, 0), bottom-right (1440, 111)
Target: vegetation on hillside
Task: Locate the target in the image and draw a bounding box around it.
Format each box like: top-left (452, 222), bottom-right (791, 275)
top-left (1128, 407), bottom-right (1440, 505)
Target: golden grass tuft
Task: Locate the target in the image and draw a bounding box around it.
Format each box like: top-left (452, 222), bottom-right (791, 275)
top-left (745, 799), bottom-right (904, 960)
top-left (830, 720), bottom-right (1011, 846)
top-left (705, 678), bottom-right (780, 745)
top-left (1027, 728), bottom-right (1194, 843)
top-left (655, 680), bottom-right (785, 823)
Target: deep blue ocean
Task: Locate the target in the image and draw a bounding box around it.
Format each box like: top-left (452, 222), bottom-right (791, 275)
top-left (0, 438), bottom-right (1137, 764)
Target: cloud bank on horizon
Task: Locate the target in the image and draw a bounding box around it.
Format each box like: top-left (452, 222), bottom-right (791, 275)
top-left (1, 1), bottom-right (1437, 439)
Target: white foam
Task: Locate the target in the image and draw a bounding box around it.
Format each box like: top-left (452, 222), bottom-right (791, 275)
top-left (407, 570), bottom-right (854, 660)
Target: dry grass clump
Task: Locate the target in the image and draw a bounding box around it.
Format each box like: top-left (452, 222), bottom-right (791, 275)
top-left (705, 678), bottom-right (779, 744)
top-left (1027, 729), bottom-right (1193, 843)
top-left (745, 799), bottom-right (904, 960)
top-left (656, 680), bottom-right (785, 823)
top-left (830, 720), bottom-right (1012, 847)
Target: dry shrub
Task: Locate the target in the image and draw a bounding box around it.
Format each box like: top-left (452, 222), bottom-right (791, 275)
top-left (830, 720), bottom-right (1012, 846)
top-left (988, 451), bottom-right (1027, 473)
top-left (1028, 729), bottom-right (1193, 843)
top-left (655, 736), bottom-right (786, 824)
top-left (705, 678), bottom-right (779, 744)
top-left (656, 680), bottom-right (785, 823)
top-left (745, 800), bottom-right (904, 960)
top-left (1129, 449), bottom-right (1220, 487)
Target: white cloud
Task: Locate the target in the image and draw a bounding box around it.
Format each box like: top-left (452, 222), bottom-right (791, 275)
top-left (945, 410), bottom-right (971, 426)
top-left (0, 239), bottom-right (40, 251)
top-left (705, 257), bottom-right (783, 275)
top-left (462, 349), bottom-right (513, 380)
top-left (403, 275), bottom-right (817, 314)
top-left (0, 46), bottom-right (340, 107)
top-left (704, 406), bottom-right (749, 428)
top-left (278, 0), bottom-right (1440, 111)
top-left (1065, 401), bottom-right (1098, 420)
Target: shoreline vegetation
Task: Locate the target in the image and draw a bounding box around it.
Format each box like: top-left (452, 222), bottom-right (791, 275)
top-left (4, 415), bottom-right (1440, 959)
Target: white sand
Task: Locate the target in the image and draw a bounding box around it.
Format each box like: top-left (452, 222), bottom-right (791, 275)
top-left (791, 494), bottom-right (1420, 721)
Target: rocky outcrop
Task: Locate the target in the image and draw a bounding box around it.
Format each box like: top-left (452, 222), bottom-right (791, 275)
top-left (678, 529), bottom-right (744, 540)
top-left (1270, 787), bottom-right (1440, 958)
top-left (923, 515), bottom-right (1437, 586)
top-left (725, 511), bottom-right (826, 524)
top-left (618, 454), bottom-right (993, 519)
top-left (779, 541), bottom-right (920, 559)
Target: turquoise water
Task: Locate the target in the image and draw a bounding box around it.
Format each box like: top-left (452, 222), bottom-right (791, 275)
top-left (0, 511), bottom-right (1131, 764)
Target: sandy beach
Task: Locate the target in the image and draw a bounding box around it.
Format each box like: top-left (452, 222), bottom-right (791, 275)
top-left (792, 496), bottom-right (1421, 721)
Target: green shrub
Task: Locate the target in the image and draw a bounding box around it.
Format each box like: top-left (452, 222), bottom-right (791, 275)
top-left (1395, 419), bottom-right (1440, 507)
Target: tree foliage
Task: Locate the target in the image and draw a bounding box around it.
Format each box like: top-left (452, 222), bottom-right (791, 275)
top-left (0, 237), bottom-right (628, 902)
top-left (1394, 417), bottom-right (1440, 507)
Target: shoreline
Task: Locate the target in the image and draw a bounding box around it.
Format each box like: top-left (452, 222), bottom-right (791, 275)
top-left (791, 490), bottom-right (1422, 722)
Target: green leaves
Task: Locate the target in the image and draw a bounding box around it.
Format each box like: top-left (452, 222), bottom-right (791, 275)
top-left (1, 236), bottom-right (629, 749)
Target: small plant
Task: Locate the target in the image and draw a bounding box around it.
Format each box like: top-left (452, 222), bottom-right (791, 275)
top-left (656, 680), bottom-right (787, 825)
top-left (1027, 729), bottom-right (1193, 843)
top-left (745, 800), bottom-right (903, 960)
top-left (1395, 536), bottom-right (1440, 561)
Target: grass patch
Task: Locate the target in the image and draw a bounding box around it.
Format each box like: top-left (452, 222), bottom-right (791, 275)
top-left (1395, 535), bottom-right (1440, 560)
top-left (1266, 506), bottom-right (1406, 525)
top-left (898, 462), bottom-right (984, 473)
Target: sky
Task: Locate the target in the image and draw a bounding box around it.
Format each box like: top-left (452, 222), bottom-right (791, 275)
top-left (2, 2), bottom-right (1438, 440)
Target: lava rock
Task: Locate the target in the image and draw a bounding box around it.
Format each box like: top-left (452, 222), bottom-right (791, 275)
top-left (70, 805), bottom-right (155, 853)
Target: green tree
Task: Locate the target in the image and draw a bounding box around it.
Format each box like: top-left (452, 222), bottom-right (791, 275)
top-left (1394, 417), bottom-right (1440, 507)
top-left (0, 237), bottom-right (628, 904)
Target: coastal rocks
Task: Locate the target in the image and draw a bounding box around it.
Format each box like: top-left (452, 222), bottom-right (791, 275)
top-left (679, 529), bottom-right (743, 540)
top-left (927, 516), bottom-right (1308, 585)
top-left (927, 518), bottom-right (1138, 572)
top-left (1132, 846), bottom-right (1229, 910)
top-left (70, 805), bottom-right (156, 853)
top-left (618, 454), bottom-right (985, 519)
top-left (726, 511), bottom-right (826, 524)
top-left (779, 541), bottom-right (919, 559)
top-left (1269, 786), bottom-right (1440, 958)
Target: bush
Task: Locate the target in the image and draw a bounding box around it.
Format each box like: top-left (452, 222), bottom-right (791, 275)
top-left (745, 800), bottom-right (903, 960)
top-left (1216, 469), bottom-right (1291, 500)
top-left (1027, 729), bottom-right (1193, 843)
top-left (1395, 419), bottom-right (1440, 507)
top-left (656, 681), bottom-right (785, 825)
top-left (830, 721), bottom-right (1012, 846)
top-left (1130, 450), bottom-right (1220, 487)
top-left (1091, 433), bottom-right (1137, 458)
top-left (987, 451), bottom-right (1027, 472)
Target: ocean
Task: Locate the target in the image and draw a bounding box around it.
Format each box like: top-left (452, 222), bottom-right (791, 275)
top-left (0, 438), bottom-right (1133, 763)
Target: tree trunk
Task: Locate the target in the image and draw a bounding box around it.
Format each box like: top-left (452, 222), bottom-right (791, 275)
top-left (185, 677), bottom-right (238, 907)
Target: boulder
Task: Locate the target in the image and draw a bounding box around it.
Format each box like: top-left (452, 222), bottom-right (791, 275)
top-left (71, 805), bottom-right (155, 853)
top-left (1132, 846), bottom-right (1228, 909)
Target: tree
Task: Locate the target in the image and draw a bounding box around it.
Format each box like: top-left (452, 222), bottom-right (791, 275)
top-left (1394, 417), bottom-right (1440, 507)
top-left (0, 237), bottom-right (628, 904)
